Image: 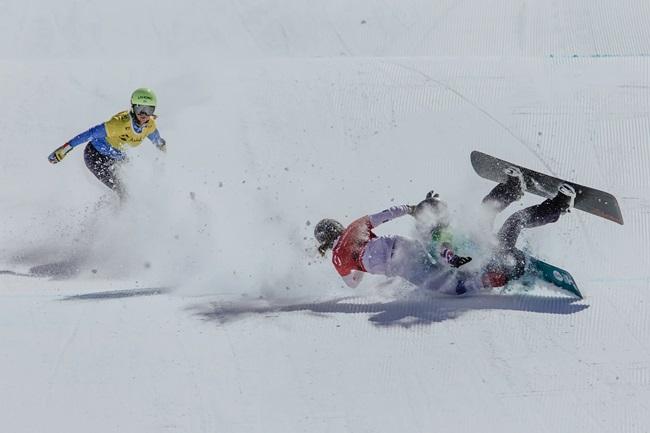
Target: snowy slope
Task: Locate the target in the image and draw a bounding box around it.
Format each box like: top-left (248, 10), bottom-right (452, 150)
top-left (1, 1), bottom-right (650, 433)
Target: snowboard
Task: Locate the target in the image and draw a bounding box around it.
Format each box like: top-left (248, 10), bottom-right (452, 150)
top-left (521, 253), bottom-right (583, 298)
top-left (470, 150), bottom-right (624, 225)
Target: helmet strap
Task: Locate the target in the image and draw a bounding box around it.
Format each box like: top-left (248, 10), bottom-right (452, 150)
top-left (317, 237), bottom-right (337, 255)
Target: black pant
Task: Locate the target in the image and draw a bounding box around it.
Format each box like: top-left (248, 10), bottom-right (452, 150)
top-left (83, 143), bottom-right (124, 195)
top-left (482, 183), bottom-right (564, 279)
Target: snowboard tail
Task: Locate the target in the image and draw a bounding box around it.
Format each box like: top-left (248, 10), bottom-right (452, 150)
top-left (522, 254), bottom-right (583, 299)
top-left (471, 150), bottom-right (623, 225)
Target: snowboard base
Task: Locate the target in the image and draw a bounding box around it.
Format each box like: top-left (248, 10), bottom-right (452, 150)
top-left (471, 150), bottom-right (623, 225)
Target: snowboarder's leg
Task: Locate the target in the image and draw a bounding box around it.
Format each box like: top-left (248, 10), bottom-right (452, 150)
top-left (488, 184), bottom-right (576, 280)
top-left (386, 236), bottom-right (439, 287)
top-left (83, 143), bottom-right (125, 196)
top-left (387, 237), bottom-right (480, 295)
top-left (497, 183), bottom-right (576, 250)
top-left (481, 166), bottom-right (525, 229)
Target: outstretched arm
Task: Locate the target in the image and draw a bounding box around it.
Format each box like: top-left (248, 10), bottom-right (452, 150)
top-left (367, 205), bottom-right (413, 228)
top-left (48, 124), bottom-right (107, 164)
top-left (68, 124), bottom-right (107, 148)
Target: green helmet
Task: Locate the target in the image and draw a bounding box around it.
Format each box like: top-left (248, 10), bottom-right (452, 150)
top-left (130, 88), bottom-right (157, 106)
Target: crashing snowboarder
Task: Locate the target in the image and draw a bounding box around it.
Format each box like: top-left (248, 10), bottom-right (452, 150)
top-left (48, 88), bottom-right (167, 197)
top-left (314, 203), bottom-right (479, 294)
top-left (314, 164), bottom-right (577, 295)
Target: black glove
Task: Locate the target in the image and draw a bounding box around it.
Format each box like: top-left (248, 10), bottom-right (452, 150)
top-left (441, 246), bottom-right (471, 268)
top-left (448, 255), bottom-right (472, 268)
top-left (156, 138), bottom-right (167, 153)
top-left (425, 190), bottom-right (438, 200)
top-left (412, 190), bottom-right (442, 218)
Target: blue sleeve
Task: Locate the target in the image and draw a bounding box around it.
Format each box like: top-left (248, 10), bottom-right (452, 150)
top-left (147, 129), bottom-right (163, 145)
top-left (68, 124), bottom-right (107, 148)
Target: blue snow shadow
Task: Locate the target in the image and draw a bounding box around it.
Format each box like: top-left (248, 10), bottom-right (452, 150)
top-left (196, 291), bottom-right (589, 327)
top-left (61, 287), bottom-right (170, 301)
top-left (29, 261), bottom-right (82, 279)
top-left (0, 270), bottom-right (34, 277)
top-left (0, 260), bottom-right (85, 280)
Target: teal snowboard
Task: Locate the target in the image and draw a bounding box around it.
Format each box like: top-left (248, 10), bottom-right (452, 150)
top-left (523, 254), bottom-right (583, 299)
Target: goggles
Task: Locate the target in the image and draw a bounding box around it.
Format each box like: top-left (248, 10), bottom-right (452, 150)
top-left (133, 104), bottom-right (156, 116)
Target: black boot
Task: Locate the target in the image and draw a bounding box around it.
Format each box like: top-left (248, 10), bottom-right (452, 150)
top-left (545, 183), bottom-right (576, 214)
top-left (482, 166), bottom-right (525, 209)
top-left (503, 166), bottom-right (525, 200)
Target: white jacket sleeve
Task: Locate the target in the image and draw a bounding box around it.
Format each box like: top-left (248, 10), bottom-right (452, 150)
top-left (367, 205), bottom-right (413, 228)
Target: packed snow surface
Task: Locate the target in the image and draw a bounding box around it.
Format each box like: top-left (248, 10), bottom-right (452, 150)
top-left (1, 1), bottom-right (649, 432)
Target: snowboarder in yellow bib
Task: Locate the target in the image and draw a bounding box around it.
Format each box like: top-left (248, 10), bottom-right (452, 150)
top-left (48, 88), bottom-right (167, 196)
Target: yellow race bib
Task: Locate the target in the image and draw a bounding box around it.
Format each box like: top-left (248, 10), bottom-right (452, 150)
top-left (104, 111), bottom-right (157, 151)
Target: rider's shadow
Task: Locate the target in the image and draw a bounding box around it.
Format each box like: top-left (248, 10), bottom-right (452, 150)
top-left (196, 291), bottom-right (589, 328)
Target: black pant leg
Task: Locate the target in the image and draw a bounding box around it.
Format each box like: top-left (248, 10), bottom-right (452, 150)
top-left (482, 182), bottom-right (522, 213)
top-left (497, 200), bottom-right (562, 251)
top-left (485, 201), bottom-right (561, 280)
top-left (83, 143), bottom-right (124, 194)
